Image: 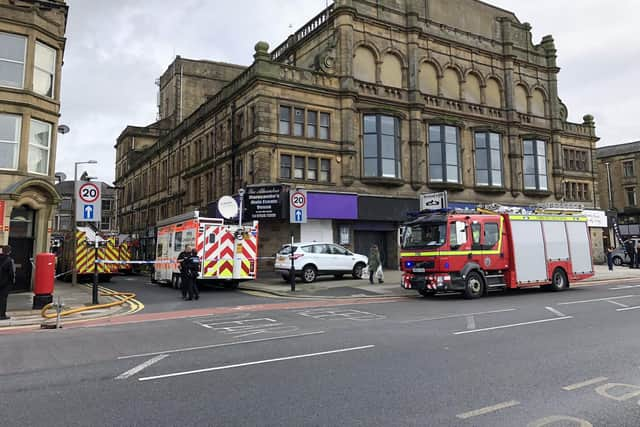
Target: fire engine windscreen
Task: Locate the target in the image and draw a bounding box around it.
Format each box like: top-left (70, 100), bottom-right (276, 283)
top-left (401, 222), bottom-right (447, 249)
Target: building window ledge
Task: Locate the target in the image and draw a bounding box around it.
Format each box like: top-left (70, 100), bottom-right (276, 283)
top-left (360, 177), bottom-right (405, 187)
top-left (522, 189), bottom-right (552, 197)
top-left (473, 186), bottom-right (507, 194)
top-left (428, 182), bottom-right (465, 192)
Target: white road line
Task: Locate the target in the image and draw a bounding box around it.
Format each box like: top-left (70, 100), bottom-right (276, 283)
top-left (456, 400), bottom-right (520, 419)
top-left (557, 295), bottom-right (637, 305)
top-left (399, 308), bottom-right (517, 324)
top-left (610, 285), bottom-right (640, 291)
top-left (453, 316), bottom-right (572, 335)
top-left (616, 305), bottom-right (640, 312)
top-left (118, 331), bottom-right (326, 359)
top-left (545, 306), bottom-right (567, 317)
top-left (139, 345), bottom-right (375, 382)
top-left (562, 376), bottom-right (608, 391)
top-left (608, 300), bottom-right (629, 308)
top-left (115, 354), bottom-right (168, 380)
top-left (466, 315), bottom-right (476, 330)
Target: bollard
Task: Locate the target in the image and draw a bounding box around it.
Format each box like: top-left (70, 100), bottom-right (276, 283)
top-left (55, 296), bottom-right (63, 329)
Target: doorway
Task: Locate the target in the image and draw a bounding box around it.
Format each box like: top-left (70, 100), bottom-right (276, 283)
top-left (8, 205), bottom-right (36, 292)
top-left (354, 230), bottom-right (389, 268)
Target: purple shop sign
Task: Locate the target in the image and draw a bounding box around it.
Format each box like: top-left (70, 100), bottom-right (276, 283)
top-left (307, 193), bottom-right (358, 219)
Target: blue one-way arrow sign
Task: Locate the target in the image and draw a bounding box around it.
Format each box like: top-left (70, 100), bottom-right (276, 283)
top-left (83, 204), bottom-right (94, 220)
top-left (294, 209), bottom-right (303, 222)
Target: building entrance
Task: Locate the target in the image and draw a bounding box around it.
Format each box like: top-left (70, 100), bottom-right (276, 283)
top-left (8, 205), bottom-right (36, 292)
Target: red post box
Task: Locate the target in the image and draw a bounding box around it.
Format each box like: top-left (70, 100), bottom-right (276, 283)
top-left (33, 253), bottom-right (55, 309)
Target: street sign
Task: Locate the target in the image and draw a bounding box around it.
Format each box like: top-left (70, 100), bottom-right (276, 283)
top-left (75, 181), bottom-right (101, 222)
top-left (420, 191), bottom-right (448, 211)
top-left (289, 189), bottom-right (307, 223)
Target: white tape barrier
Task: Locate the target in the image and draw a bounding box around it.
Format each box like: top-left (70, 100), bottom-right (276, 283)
top-left (95, 257), bottom-right (275, 265)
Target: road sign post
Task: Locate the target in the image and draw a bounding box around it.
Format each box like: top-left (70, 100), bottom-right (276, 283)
top-left (289, 189), bottom-right (307, 224)
top-left (75, 182), bottom-right (102, 222)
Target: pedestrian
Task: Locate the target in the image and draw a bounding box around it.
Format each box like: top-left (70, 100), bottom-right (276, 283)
top-left (635, 240), bottom-right (640, 269)
top-left (0, 245), bottom-right (16, 321)
top-left (606, 246), bottom-right (614, 271)
top-left (626, 240), bottom-right (635, 269)
top-left (184, 248), bottom-right (200, 301)
top-left (177, 245), bottom-right (192, 300)
top-left (367, 244), bottom-right (384, 284)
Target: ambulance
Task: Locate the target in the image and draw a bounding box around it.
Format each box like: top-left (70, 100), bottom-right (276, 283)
top-left (153, 211), bottom-right (259, 288)
top-left (400, 206), bottom-right (594, 299)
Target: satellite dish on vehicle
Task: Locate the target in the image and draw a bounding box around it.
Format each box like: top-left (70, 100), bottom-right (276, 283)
top-left (217, 195), bottom-right (239, 219)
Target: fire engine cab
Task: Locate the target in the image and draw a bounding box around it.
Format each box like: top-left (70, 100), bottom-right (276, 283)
top-left (400, 206), bottom-right (594, 299)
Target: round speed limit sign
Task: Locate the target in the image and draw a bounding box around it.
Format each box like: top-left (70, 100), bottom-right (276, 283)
top-left (291, 191), bottom-right (306, 209)
top-left (78, 182), bottom-right (100, 203)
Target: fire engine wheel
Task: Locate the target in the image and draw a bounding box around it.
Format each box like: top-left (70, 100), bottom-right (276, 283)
top-left (463, 271), bottom-right (484, 299)
top-left (352, 262), bottom-right (366, 279)
top-left (550, 268), bottom-right (568, 291)
top-left (302, 265), bottom-right (317, 283)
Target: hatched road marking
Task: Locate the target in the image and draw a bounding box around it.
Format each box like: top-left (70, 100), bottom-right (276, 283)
top-left (115, 354), bottom-right (168, 380)
top-left (608, 300), bottom-right (630, 308)
top-left (454, 316), bottom-right (572, 335)
top-left (616, 305), bottom-right (640, 312)
top-left (558, 295), bottom-right (638, 305)
top-left (465, 315), bottom-right (476, 330)
top-left (456, 400), bottom-right (520, 419)
top-left (399, 308), bottom-right (517, 324)
top-left (545, 306), bottom-right (567, 317)
top-left (562, 377), bottom-right (608, 391)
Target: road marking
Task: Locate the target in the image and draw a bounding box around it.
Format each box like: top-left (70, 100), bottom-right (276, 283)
top-left (399, 308), bottom-right (517, 324)
top-left (139, 345), bottom-right (375, 382)
top-left (118, 331), bottom-right (326, 359)
top-left (456, 400), bottom-right (520, 419)
top-left (558, 295), bottom-right (637, 305)
top-left (616, 305), bottom-right (640, 312)
top-left (562, 376), bottom-right (608, 391)
top-left (608, 300), bottom-right (629, 308)
top-left (610, 285), bottom-right (640, 290)
top-left (297, 308), bottom-right (385, 321)
top-left (466, 315), bottom-right (476, 330)
top-left (453, 316), bottom-right (572, 335)
top-left (115, 354), bottom-right (168, 380)
top-left (545, 306), bottom-right (567, 317)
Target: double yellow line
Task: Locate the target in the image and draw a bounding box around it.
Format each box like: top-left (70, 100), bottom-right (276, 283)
top-left (40, 284), bottom-right (144, 320)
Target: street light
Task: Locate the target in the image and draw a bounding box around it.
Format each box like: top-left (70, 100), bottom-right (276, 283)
top-left (71, 160), bottom-right (98, 287)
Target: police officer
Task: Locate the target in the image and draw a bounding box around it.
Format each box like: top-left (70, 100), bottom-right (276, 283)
top-left (0, 245), bottom-right (16, 321)
top-left (184, 248), bottom-right (200, 301)
top-left (626, 240), bottom-right (636, 269)
top-left (177, 245), bottom-right (192, 300)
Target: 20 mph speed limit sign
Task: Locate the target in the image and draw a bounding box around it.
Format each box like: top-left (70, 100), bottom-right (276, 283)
top-left (75, 181), bottom-right (102, 223)
top-left (289, 189), bottom-right (307, 224)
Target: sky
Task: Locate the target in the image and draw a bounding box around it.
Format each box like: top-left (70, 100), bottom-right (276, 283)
top-left (58, 0), bottom-right (640, 184)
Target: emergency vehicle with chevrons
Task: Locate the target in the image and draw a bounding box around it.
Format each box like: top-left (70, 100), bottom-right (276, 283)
top-left (153, 211), bottom-right (259, 288)
top-left (400, 206), bottom-right (594, 299)
top-left (56, 226), bottom-right (121, 282)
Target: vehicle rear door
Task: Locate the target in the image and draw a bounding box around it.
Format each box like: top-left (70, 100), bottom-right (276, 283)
top-left (329, 244), bottom-right (353, 272)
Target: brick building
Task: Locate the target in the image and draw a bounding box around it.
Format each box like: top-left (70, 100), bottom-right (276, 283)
top-left (115, 0), bottom-right (599, 268)
top-left (0, 0), bottom-right (68, 291)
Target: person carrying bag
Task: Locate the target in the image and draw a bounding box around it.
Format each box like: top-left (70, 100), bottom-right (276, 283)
top-left (367, 244), bottom-right (384, 284)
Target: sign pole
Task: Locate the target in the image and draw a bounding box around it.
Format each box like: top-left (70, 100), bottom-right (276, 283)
top-left (289, 233), bottom-right (295, 292)
top-left (92, 239), bottom-right (99, 304)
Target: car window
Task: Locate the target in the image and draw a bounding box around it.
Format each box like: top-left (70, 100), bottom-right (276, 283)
top-left (330, 244), bottom-right (347, 255)
top-left (312, 244), bottom-right (329, 254)
top-left (300, 245), bottom-right (313, 253)
top-left (278, 245), bottom-right (297, 255)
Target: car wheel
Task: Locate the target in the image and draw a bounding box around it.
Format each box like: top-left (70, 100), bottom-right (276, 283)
top-left (302, 265), bottom-right (317, 283)
top-left (352, 262), bottom-right (365, 279)
top-left (463, 271), bottom-right (484, 299)
top-left (281, 273), bottom-right (290, 282)
top-left (550, 268), bottom-right (568, 291)
top-left (612, 256), bottom-right (623, 266)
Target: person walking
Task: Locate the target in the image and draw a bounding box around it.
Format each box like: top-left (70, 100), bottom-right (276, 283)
top-left (0, 245), bottom-right (16, 321)
top-left (367, 244), bottom-right (384, 284)
top-left (184, 248), bottom-right (200, 301)
top-left (606, 246), bottom-right (614, 271)
top-left (177, 245), bottom-right (192, 300)
top-left (626, 240), bottom-right (635, 269)
top-left (635, 240), bottom-right (640, 269)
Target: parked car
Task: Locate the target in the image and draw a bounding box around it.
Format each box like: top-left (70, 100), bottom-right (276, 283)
top-left (274, 242), bottom-right (368, 283)
top-left (611, 237), bottom-right (640, 266)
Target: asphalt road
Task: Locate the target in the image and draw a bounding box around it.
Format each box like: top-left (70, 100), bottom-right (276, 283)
top-left (2, 278), bottom-right (640, 426)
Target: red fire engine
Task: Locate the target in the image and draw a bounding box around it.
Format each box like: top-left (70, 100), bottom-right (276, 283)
top-left (400, 207), bottom-right (594, 299)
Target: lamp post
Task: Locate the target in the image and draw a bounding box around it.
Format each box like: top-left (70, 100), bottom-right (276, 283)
top-left (71, 160), bottom-right (98, 286)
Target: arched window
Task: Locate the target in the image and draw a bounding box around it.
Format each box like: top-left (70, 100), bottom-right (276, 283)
top-left (419, 62), bottom-right (438, 95)
top-left (353, 47), bottom-right (376, 83)
top-left (441, 68), bottom-right (460, 99)
top-left (485, 78), bottom-right (502, 108)
top-left (531, 89), bottom-right (546, 117)
top-left (465, 73), bottom-right (482, 104)
top-left (514, 84), bottom-right (528, 113)
top-left (381, 53), bottom-right (402, 88)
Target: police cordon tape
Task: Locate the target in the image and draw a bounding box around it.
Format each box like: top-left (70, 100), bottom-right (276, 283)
top-left (94, 257), bottom-right (276, 265)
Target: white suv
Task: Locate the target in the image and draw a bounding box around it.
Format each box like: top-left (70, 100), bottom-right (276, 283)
top-left (274, 242), bottom-right (368, 283)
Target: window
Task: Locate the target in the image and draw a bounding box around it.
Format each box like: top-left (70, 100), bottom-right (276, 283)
top-left (34, 41), bottom-right (56, 97)
top-left (319, 112), bottom-right (330, 140)
top-left (0, 114), bottom-right (21, 170)
top-left (60, 198), bottom-right (72, 210)
top-left (523, 140), bottom-right (548, 190)
top-left (564, 181), bottom-right (590, 201)
top-left (428, 125), bottom-right (459, 183)
top-left (280, 154), bottom-right (292, 178)
top-left (307, 111), bottom-right (317, 139)
top-left (623, 160), bottom-right (634, 178)
top-left (484, 223), bottom-right (499, 248)
top-left (28, 119), bottom-right (51, 174)
top-left (307, 157), bottom-right (317, 181)
top-left (294, 156), bottom-right (305, 179)
top-left (563, 148), bottom-right (589, 172)
top-left (626, 187), bottom-right (637, 207)
top-left (475, 132), bottom-right (502, 187)
top-left (320, 159), bottom-right (330, 182)
top-left (363, 114), bottom-right (401, 178)
top-left (102, 200), bottom-right (112, 211)
top-left (279, 106), bottom-right (291, 134)
top-left (294, 108), bottom-right (304, 136)
top-left (58, 215), bottom-right (71, 231)
top-left (0, 32), bottom-right (26, 89)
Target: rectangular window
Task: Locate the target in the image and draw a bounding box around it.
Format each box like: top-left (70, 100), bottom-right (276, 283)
top-left (428, 125), bottom-right (459, 183)
top-left (363, 114), bottom-right (401, 178)
top-left (307, 157), bottom-right (317, 181)
top-left (319, 112), bottom-right (330, 140)
top-left (623, 160), bottom-right (634, 178)
top-left (307, 111), bottom-right (317, 139)
top-left (474, 132), bottom-right (502, 187)
top-left (280, 154), bottom-right (291, 178)
top-left (34, 41), bottom-right (56, 97)
top-left (0, 113), bottom-right (21, 170)
top-left (626, 187), bottom-right (637, 207)
top-left (279, 106), bottom-right (291, 134)
top-left (294, 108), bottom-right (304, 137)
top-left (102, 200), bottom-right (112, 211)
top-left (320, 159), bottom-right (330, 182)
top-left (59, 215), bottom-right (71, 231)
top-left (294, 156), bottom-right (305, 179)
top-left (28, 119), bottom-right (51, 174)
top-left (0, 32), bottom-right (26, 89)
top-left (523, 139), bottom-right (548, 190)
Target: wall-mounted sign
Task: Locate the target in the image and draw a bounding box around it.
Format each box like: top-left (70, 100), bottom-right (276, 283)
top-left (420, 191), bottom-right (448, 211)
top-left (582, 209), bottom-right (607, 228)
top-left (246, 185), bottom-right (286, 220)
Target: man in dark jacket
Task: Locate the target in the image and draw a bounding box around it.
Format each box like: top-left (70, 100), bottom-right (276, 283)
top-left (0, 245), bottom-right (16, 321)
top-left (177, 245), bottom-right (192, 299)
top-left (183, 248), bottom-right (200, 301)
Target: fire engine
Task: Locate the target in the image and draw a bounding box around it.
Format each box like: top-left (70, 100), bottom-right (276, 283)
top-left (55, 226), bottom-right (121, 282)
top-left (152, 211), bottom-right (259, 288)
top-left (400, 206), bottom-right (594, 299)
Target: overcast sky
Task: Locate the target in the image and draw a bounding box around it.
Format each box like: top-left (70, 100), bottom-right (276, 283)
top-left (58, 0), bottom-right (640, 184)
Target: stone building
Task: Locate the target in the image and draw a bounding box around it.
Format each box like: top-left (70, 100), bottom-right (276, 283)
top-left (115, 0), bottom-right (599, 269)
top-left (0, 0), bottom-right (68, 291)
top-left (597, 141), bottom-right (640, 239)
top-left (52, 180), bottom-right (117, 234)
